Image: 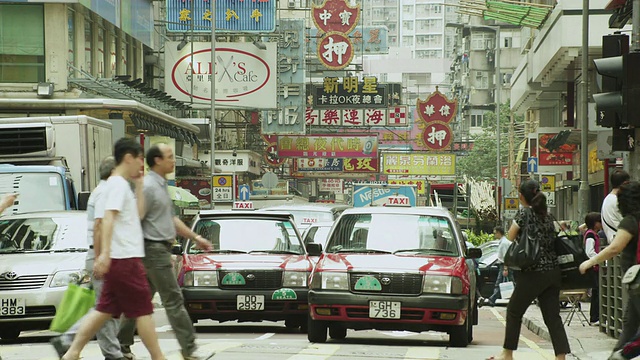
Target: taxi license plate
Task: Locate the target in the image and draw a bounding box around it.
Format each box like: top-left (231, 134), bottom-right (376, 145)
top-left (369, 301), bottom-right (401, 319)
top-left (236, 295), bottom-right (265, 311)
top-left (0, 298), bottom-right (25, 317)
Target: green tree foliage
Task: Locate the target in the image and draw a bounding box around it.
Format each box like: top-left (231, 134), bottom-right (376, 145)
top-left (456, 101), bottom-right (525, 180)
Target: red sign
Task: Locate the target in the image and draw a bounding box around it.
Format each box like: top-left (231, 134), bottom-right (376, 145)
top-left (277, 134), bottom-right (378, 158)
top-left (502, 166), bottom-right (509, 179)
top-left (416, 89), bottom-right (458, 124)
top-left (176, 178), bottom-right (211, 206)
top-left (422, 122), bottom-right (452, 151)
top-left (317, 32), bottom-right (354, 70)
top-left (233, 201), bottom-right (254, 210)
top-left (312, 0), bottom-right (361, 34)
top-left (264, 143), bottom-right (285, 167)
top-left (343, 158), bottom-right (379, 173)
top-left (536, 133), bottom-right (577, 166)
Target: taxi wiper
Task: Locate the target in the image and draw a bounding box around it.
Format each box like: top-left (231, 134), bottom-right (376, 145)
top-left (393, 248), bottom-right (452, 255)
top-left (51, 248), bottom-right (89, 253)
top-left (248, 250), bottom-right (301, 255)
top-left (198, 249), bottom-right (247, 254)
top-left (0, 249), bottom-right (27, 254)
top-left (333, 249), bottom-right (392, 254)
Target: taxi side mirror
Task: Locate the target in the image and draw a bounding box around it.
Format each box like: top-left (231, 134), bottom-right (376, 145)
top-left (171, 244), bottom-right (184, 256)
top-left (466, 247), bottom-right (482, 259)
top-left (306, 243), bottom-right (322, 256)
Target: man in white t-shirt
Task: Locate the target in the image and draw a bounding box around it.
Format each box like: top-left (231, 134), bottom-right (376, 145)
top-left (483, 227), bottom-right (513, 307)
top-left (601, 169), bottom-right (630, 244)
top-left (61, 138), bottom-right (164, 360)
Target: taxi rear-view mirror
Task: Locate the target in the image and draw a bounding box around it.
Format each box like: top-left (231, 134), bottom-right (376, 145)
top-left (171, 244), bottom-right (183, 255)
top-left (306, 243), bottom-right (322, 256)
top-left (466, 247), bottom-right (482, 259)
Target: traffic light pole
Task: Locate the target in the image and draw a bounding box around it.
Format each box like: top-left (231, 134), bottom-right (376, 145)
top-left (634, 0), bottom-right (640, 51)
top-left (578, 0), bottom-right (590, 222)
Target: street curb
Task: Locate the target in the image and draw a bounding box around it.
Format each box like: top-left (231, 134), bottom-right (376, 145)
top-left (522, 315), bottom-right (551, 341)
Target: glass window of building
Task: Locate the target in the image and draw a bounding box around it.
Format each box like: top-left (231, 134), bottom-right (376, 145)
top-left (67, 8), bottom-right (75, 76)
top-left (97, 25), bottom-right (104, 77)
top-left (110, 30), bottom-right (116, 76)
top-left (0, 4), bottom-right (45, 83)
top-left (471, 114), bottom-right (484, 127)
top-left (403, 21), bottom-right (414, 31)
top-left (84, 18), bottom-right (92, 74)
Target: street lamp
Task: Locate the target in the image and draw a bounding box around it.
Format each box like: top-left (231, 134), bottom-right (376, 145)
top-left (210, 0), bottom-right (216, 209)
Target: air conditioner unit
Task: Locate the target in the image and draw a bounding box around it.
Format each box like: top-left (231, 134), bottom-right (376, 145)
top-left (288, 0), bottom-right (296, 8)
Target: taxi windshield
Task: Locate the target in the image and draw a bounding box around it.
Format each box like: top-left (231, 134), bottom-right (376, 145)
top-left (0, 216), bottom-right (88, 253)
top-left (326, 213), bottom-right (459, 256)
top-left (190, 218), bottom-right (305, 255)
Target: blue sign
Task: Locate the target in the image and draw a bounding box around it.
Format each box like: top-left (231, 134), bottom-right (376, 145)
top-left (261, 18), bottom-right (305, 135)
top-left (166, 0), bottom-right (276, 33)
top-left (307, 26), bottom-right (389, 56)
top-left (527, 157), bottom-right (538, 173)
top-left (238, 184), bottom-right (250, 201)
top-left (352, 185), bottom-right (417, 207)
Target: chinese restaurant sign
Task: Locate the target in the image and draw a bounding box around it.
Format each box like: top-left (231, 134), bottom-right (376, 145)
top-left (307, 26), bottom-right (389, 56)
top-left (416, 88), bottom-right (457, 151)
top-left (166, 0), bottom-right (276, 33)
top-left (308, 77), bottom-right (402, 108)
top-left (262, 19), bottom-right (306, 134)
top-left (277, 135), bottom-right (378, 158)
top-left (382, 153), bottom-right (456, 176)
top-left (166, 42), bottom-right (276, 109)
top-left (312, 0), bottom-right (360, 70)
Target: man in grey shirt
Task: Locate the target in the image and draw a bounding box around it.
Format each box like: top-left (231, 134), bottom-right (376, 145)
top-left (50, 156), bottom-right (125, 360)
top-left (118, 143), bottom-right (214, 360)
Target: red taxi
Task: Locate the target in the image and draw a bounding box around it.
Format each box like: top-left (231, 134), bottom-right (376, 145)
top-left (307, 205), bottom-right (482, 347)
top-left (174, 210), bottom-right (321, 330)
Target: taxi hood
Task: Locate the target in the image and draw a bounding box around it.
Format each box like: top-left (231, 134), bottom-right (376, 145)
top-left (184, 253), bottom-right (313, 271)
top-left (0, 251), bottom-right (87, 276)
top-left (317, 253), bottom-right (467, 275)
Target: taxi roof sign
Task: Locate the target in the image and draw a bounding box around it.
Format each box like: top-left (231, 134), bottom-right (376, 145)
top-left (233, 201), bottom-right (254, 210)
top-left (384, 196), bottom-right (411, 207)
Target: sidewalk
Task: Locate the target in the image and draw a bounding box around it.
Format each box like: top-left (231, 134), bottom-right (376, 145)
top-left (522, 300), bottom-right (618, 360)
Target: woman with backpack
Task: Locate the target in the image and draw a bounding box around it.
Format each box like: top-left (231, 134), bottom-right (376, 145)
top-left (579, 181), bottom-right (640, 359)
top-left (583, 212), bottom-right (602, 326)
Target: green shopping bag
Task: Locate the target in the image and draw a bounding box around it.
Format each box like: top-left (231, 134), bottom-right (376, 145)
top-left (49, 284), bottom-right (95, 333)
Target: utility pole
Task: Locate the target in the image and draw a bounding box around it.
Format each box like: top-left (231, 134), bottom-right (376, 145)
top-left (578, 0), bottom-right (590, 222)
top-left (495, 26), bottom-right (502, 223)
top-left (210, 0), bottom-right (217, 209)
top-left (509, 111), bottom-right (516, 195)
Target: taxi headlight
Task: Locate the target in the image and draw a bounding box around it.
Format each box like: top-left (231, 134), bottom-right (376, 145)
top-left (184, 271), bottom-right (218, 287)
top-left (422, 275), bottom-right (463, 294)
top-left (50, 270), bottom-right (90, 288)
top-left (283, 271), bottom-right (309, 287)
top-left (311, 272), bottom-right (349, 290)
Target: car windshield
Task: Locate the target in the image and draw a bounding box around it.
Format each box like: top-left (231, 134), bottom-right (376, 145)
top-left (325, 213), bottom-right (459, 256)
top-left (0, 173), bottom-right (66, 215)
top-left (0, 216), bottom-right (88, 252)
top-left (478, 245), bottom-right (499, 265)
top-left (189, 218), bottom-right (305, 255)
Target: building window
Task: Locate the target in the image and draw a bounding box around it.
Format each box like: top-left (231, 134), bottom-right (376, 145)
top-left (471, 114), bottom-right (484, 127)
top-left (504, 36), bottom-right (512, 48)
top-left (0, 4), bottom-right (45, 83)
top-left (403, 5), bottom-right (413, 13)
top-left (403, 21), bottom-right (414, 31)
top-left (402, 36), bottom-right (414, 46)
top-left (68, 8), bottom-right (75, 76)
top-left (84, 18), bottom-right (92, 74)
top-left (97, 25), bottom-right (105, 77)
top-left (471, 33), bottom-right (495, 50)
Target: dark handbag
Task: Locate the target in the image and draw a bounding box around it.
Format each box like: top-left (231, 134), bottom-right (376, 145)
top-left (554, 232), bottom-right (593, 290)
top-left (504, 208), bottom-right (540, 271)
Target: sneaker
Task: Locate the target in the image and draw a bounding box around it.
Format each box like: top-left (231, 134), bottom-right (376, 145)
top-left (590, 321), bottom-right (600, 326)
top-left (50, 336), bottom-right (70, 358)
top-left (478, 297), bottom-right (485, 308)
top-left (608, 350), bottom-right (626, 360)
top-left (183, 348), bottom-right (215, 360)
top-left (120, 346), bottom-right (136, 360)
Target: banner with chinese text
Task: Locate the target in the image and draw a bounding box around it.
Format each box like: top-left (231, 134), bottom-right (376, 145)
top-left (382, 153), bottom-right (455, 175)
top-left (277, 134), bottom-right (378, 158)
top-left (166, 0), bottom-right (276, 33)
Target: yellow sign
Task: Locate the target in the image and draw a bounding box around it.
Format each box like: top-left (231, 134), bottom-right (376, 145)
top-left (540, 174), bottom-right (555, 192)
top-left (588, 147), bottom-right (604, 174)
top-left (382, 153), bottom-right (455, 176)
top-left (504, 198), bottom-right (519, 210)
top-left (387, 179), bottom-right (426, 195)
top-left (213, 175), bottom-right (233, 187)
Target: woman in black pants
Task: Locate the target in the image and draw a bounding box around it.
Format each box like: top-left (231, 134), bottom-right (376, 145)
top-left (488, 179), bottom-right (570, 360)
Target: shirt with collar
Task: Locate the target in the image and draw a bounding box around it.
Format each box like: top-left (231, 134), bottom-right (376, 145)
top-left (141, 170), bottom-right (177, 241)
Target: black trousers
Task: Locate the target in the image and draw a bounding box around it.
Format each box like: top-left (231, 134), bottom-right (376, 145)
top-left (590, 271), bottom-right (599, 323)
top-left (504, 268), bottom-right (570, 356)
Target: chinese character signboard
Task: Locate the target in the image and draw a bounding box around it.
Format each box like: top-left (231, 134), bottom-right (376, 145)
top-left (294, 158), bottom-right (378, 173)
top-left (306, 108), bottom-right (390, 127)
top-left (387, 179), bottom-right (426, 195)
top-left (166, 0), bottom-right (276, 33)
top-left (277, 135), bottom-right (378, 158)
top-left (343, 158), bottom-right (379, 173)
top-left (308, 78), bottom-right (402, 108)
top-left (312, 0), bottom-right (360, 70)
top-left (296, 158), bottom-right (344, 172)
top-left (319, 179), bottom-right (344, 192)
top-left (212, 174), bottom-right (233, 202)
top-left (382, 153), bottom-right (456, 176)
top-left (262, 19), bottom-right (305, 134)
top-left (307, 26), bottom-right (389, 56)
top-left (415, 88), bottom-right (457, 151)
top-left (166, 42), bottom-right (277, 109)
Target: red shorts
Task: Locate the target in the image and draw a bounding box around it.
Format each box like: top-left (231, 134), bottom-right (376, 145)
top-left (96, 258), bottom-right (153, 318)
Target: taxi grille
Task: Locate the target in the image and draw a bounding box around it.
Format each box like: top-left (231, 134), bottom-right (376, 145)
top-left (0, 275), bottom-right (48, 291)
top-left (350, 273), bottom-right (422, 295)
top-left (218, 270), bottom-right (283, 290)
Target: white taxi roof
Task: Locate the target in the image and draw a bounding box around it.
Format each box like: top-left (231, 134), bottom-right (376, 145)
top-left (340, 206), bottom-right (453, 218)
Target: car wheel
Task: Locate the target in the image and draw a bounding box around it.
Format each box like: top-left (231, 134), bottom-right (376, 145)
top-left (449, 307), bottom-right (470, 347)
top-left (0, 328), bottom-right (20, 340)
top-left (307, 314), bottom-right (327, 343)
top-left (328, 324), bottom-right (347, 340)
top-left (467, 306), bottom-right (474, 344)
top-left (300, 318), bottom-right (309, 334)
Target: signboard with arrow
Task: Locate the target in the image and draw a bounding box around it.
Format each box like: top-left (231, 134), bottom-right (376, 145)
top-left (239, 184), bottom-right (251, 201)
top-left (527, 157), bottom-right (538, 173)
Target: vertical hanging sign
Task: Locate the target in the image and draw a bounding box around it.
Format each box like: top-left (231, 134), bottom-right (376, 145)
top-left (312, 0), bottom-right (360, 70)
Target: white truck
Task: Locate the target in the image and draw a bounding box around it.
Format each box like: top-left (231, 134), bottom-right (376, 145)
top-left (0, 115), bottom-right (112, 213)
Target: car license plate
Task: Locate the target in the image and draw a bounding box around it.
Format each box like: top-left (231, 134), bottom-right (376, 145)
top-left (0, 298), bottom-right (25, 317)
top-left (369, 301), bottom-right (401, 319)
top-left (236, 295), bottom-right (265, 311)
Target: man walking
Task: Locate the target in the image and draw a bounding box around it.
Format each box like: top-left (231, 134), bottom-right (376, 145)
top-left (61, 138), bottom-right (164, 360)
top-left (118, 143), bottom-right (214, 360)
top-left (51, 156), bottom-right (127, 360)
top-left (601, 169), bottom-right (630, 243)
top-left (482, 227), bottom-right (513, 307)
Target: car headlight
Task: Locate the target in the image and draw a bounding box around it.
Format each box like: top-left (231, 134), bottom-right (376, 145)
top-left (422, 275), bottom-right (463, 294)
top-left (183, 271), bottom-right (218, 287)
top-left (50, 270), bottom-right (90, 288)
top-left (283, 271), bottom-right (309, 287)
top-left (310, 272), bottom-right (349, 290)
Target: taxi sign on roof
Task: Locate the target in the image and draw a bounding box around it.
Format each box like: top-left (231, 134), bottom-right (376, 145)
top-left (233, 201), bottom-right (254, 210)
top-left (384, 196), bottom-right (411, 207)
